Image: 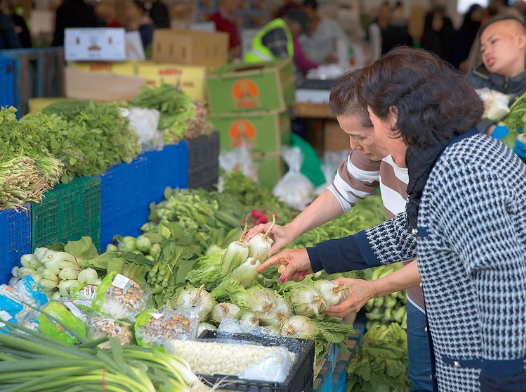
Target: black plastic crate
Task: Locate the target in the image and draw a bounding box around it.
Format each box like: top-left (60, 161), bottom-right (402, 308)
top-left (198, 330), bottom-right (314, 392)
top-left (187, 132), bottom-right (220, 190)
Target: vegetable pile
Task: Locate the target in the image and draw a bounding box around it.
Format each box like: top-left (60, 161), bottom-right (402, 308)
top-left (129, 84), bottom-right (214, 144)
top-left (502, 91), bottom-right (526, 150)
top-left (347, 323), bottom-right (410, 392)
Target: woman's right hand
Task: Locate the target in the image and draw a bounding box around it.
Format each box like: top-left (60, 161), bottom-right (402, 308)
top-left (245, 223), bottom-right (296, 257)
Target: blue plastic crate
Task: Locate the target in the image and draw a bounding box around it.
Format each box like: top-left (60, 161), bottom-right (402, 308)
top-left (100, 206), bottom-right (150, 250)
top-left (0, 58), bottom-right (15, 108)
top-left (143, 142), bottom-right (188, 204)
top-left (0, 205), bottom-right (31, 284)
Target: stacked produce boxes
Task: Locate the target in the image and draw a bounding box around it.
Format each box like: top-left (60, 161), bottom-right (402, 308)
top-left (206, 59), bottom-right (295, 189)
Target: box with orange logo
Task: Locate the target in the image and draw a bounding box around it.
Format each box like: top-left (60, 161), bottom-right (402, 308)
top-left (209, 110), bottom-right (291, 154)
top-left (206, 58), bottom-right (295, 114)
top-left (135, 62), bottom-right (207, 101)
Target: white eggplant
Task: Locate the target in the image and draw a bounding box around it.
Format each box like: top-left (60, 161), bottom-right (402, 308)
top-left (290, 284), bottom-right (326, 317)
top-left (210, 303), bottom-right (241, 324)
top-left (174, 286), bottom-right (214, 322)
top-left (281, 315), bottom-right (317, 339)
top-left (313, 280), bottom-right (351, 307)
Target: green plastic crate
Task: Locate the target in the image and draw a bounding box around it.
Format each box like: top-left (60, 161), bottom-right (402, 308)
top-left (31, 177), bottom-right (101, 251)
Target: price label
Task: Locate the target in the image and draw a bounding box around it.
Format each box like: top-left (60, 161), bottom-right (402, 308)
top-left (112, 274), bottom-right (130, 289)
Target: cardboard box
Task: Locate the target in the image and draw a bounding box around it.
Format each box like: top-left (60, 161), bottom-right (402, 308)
top-left (209, 110), bottom-right (291, 154)
top-left (136, 62), bottom-right (207, 101)
top-left (206, 59), bottom-right (294, 114)
top-left (65, 67), bottom-right (146, 102)
top-left (69, 61), bottom-right (137, 76)
top-left (251, 152), bottom-right (285, 190)
top-left (152, 29), bottom-right (228, 69)
top-left (64, 28), bottom-right (126, 61)
top-left (324, 119), bottom-right (349, 152)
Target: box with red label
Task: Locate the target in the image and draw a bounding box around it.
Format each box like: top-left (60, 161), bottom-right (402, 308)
top-left (136, 63), bottom-right (207, 101)
top-left (69, 61), bottom-right (137, 76)
top-left (209, 110), bottom-right (290, 154)
top-left (206, 59), bottom-right (293, 114)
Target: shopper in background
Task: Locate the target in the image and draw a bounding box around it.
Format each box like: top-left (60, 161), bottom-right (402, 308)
top-left (95, 1), bottom-right (122, 27)
top-left (169, 0), bottom-right (196, 30)
top-left (147, 0), bottom-right (170, 29)
top-left (375, 1), bottom-right (412, 55)
top-left (420, 6), bottom-right (455, 65)
top-left (258, 47), bottom-right (526, 392)
top-left (0, 0), bottom-right (20, 48)
top-left (247, 69), bottom-right (434, 392)
top-left (467, 16), bottom-right (526, 160)
top-left (244, 6), bottom-right (323, 80)
top-left (51, 0), bottom-right (98, 46)
top-left (299, 0), bottom-right (347, 65)
top-left (125, 0), bottom-right (154, 49)
top-left (208, 0), bottom-right (241, 59)
top-left (6, 0), bottom-right (30, 47)
top-left (451, 4), bottom-right (483, 69)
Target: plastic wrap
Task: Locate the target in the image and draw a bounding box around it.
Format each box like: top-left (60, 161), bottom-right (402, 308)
top-left (121, 108), bottom-right (163, 152)
top-left (87, 315), bottom-right (133, 348)
top-left (476, 88), bottom-right (511, 121)
top-left (92, 272), bottom-right (149, 321)
top-left (0, 276), bottom-right (49, 325)
top-left (165, 338), bottom-right (292, 383)
top-left (218, 147), bottom-right (258, 184)
top-left (135, 308), bottom-right (198, 348)
top-left (38, 301), bottom-right (88, 344)
top-left (273, 147), bottom-right (314, 210)
top-left (72, 283), bottom-right (99, 300)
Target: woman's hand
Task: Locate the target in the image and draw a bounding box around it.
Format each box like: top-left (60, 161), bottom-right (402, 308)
top-left (246, 223), bottom-right (297, 257)
top-left (324, 277), bottom-right (377, 318)
top-left (256, 248), bottom-right (313, 282)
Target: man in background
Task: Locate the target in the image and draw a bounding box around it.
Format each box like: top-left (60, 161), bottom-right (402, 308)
top-left (0, 0), bottom-right (21, 48)
top-left (147, 0), bottom-right (170, 29)
top-left (208, 0), bottom-right (240, 58)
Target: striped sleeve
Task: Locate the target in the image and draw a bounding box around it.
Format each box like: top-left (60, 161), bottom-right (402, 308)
top-left (328, 151), bottom-right (381, 212)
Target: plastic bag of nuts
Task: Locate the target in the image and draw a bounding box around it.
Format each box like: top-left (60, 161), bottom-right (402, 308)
top-left (135, 308), bottom-right (199, 348)
top-left (87, 315), bottom-right (133, 348)
top-left (92, 272), bottom-right (149, 321)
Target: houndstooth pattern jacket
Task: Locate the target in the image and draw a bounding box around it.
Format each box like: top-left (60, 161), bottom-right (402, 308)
top-left (355, 132), bottom-right (526, 391)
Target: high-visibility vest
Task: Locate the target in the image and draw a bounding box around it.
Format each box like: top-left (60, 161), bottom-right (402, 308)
top-left (244, 18), bottom-right (294, 63)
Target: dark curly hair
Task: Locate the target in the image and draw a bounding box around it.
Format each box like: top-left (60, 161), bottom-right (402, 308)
top-left (328, 69), bottom-right (373, 128)
top-left (358, 47), bottom-right (484, 148)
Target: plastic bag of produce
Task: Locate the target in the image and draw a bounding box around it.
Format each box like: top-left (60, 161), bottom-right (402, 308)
top-left (87, 315), bottom-right (133, 348)
top-left (92, 272), bottom-right (149, 321)
top-left (121, 108), bottom-right (163, 152)
top-left (165, 339), bottom-right (292, 382)
top-left (218, 146), bottom-right (258, 185)
top-left (0, 276), bottom-right (49, 325)
top-left (273, 147), bottom-right (314, 210)
top-left (38, 301), bottom-right (88, 344)
top-left (72, 283), bottom-right (99, 300)
top-left (135, 308), bottom-right (198, 349)
top-left (476, 88), bottom-right (511, 121)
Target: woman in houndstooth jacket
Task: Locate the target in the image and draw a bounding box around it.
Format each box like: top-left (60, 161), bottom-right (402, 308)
top-left (258, 47), bottom-right (526, 392)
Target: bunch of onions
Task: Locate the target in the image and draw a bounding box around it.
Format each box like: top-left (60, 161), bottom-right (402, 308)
top-left (247, 216), bottom-right (275, 261)
top-left (231, 286), bottom-right (279, 326)
top-left (313, 280), bottom-right (351, 307)
top-left (240, 311), bottom-right (260, 328)
top-left (210, 303), bottom-right (241, 323)
top-left (173, 286), bottom-right (214, 322)
top-left (281, 315), bottom-right (317, 339)
top-left (275, 296), bottom-right (293, 326)
top-left (290, 284), bottom-right (326, 317)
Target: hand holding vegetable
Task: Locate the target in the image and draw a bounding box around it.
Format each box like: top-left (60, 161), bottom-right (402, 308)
top-left (256, 249), bottom-right (313, 282)
top-left (246, 223), bottom-right (296, 257)
top-left (324, 277), bottom-right (376, 318)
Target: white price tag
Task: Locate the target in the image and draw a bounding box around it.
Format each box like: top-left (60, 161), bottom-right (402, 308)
top-left (149, 312), bottom-right (164, 320)
top-left (112, 274), bottom-right (130, 289)
top-left (0, 310), bottom-right (10, 326)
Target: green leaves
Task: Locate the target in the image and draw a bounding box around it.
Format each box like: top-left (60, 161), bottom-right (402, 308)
top-left (346, 324), bottom-right (411, 392)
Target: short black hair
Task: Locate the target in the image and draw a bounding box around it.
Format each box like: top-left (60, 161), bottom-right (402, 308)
top-left (478, 15), bottom-right (526, 37)
top-left (329, 69), bottom-right (373, 128)
top-left (303, 0), bottom-right (318, 10)
top-left (358, 47), bottom-right (483, 148)
top-left (131, 0), bottom-right (146, 13)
